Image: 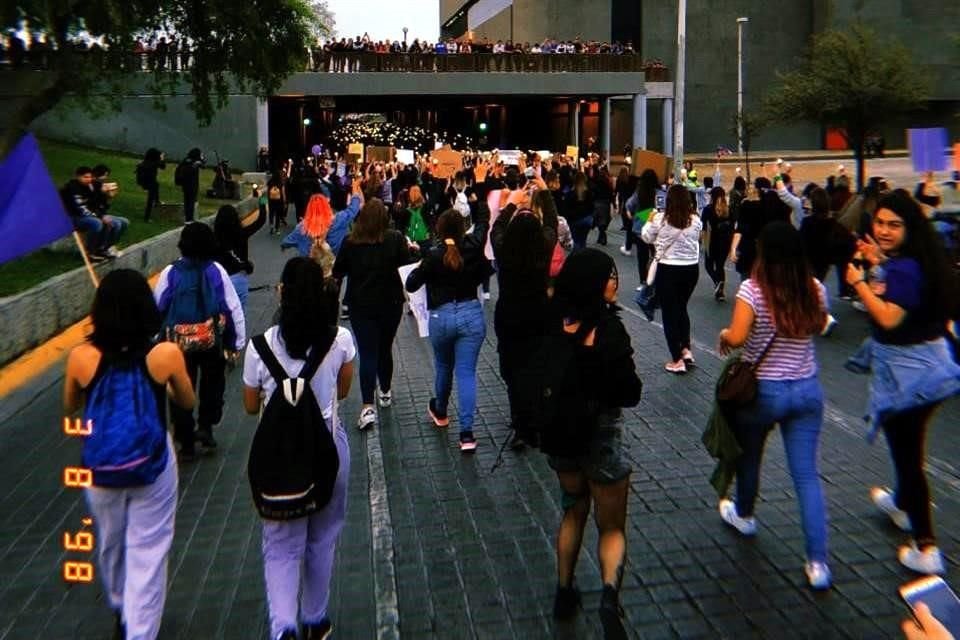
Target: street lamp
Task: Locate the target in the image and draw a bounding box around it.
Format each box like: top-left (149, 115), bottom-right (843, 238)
top-left (402, 27), bottom-right (408, 46)
top-left (737, 17), bottom-right (749, 157)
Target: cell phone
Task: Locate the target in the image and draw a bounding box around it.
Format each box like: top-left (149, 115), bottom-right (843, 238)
top-left (900, 576), bottom-right (960, 637)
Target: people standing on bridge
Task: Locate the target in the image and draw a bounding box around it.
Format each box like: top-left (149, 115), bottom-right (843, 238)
top-left (405, 206), bottom-right (494, 452)
top-left (333, 199), bottom-right (414, 430)
top-left (642, 183), bottom-right (702, 374)
top-left (701, 186), bottom-right (734, 302)
top-left (718, 221), bottom-right (831, 590)
top-left (175, 148), bottom-right (203, 223)
top-left (242, 257), bottom-right (355, 640)
top-left (844, 190), bottom-right (960, 575)
top-left (214, 197), bottom-right (266, 310)
top-left (546, 249), bottom-right (642, 639)
top-left (491, 189), bottom-right (551, 449)
top-left (137, 148), bottom-right (166, 222)
top-left (155, 222), bottom-right (246, 461)
top-left (64, 269), bottom-right (195, 640)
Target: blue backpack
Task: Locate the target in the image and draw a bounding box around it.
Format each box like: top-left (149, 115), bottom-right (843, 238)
top-left (162, 260), bottom-right (224, 353)
top-left (82, 354), bottom-right (168, 487)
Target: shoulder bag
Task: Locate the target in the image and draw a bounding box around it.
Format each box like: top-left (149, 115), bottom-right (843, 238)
top-left (716, 333), bottom-right (776, 407)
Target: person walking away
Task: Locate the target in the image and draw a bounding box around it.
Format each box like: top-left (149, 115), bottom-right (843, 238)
top-left (332, 199), bottom-right (413, 430)
top-left (397, 185), bottom-right (430, 245)
top-left (491, 189), bottom-right (551, 448)
top-left (624, 169), bottom-right (659, 286)
top-left (63, 269), bottom-right (195, 640)
top-left (641, 184), bottom-right (702, 373)
top-left (718, 221), bottom-right (832, 590)
top-left (545, 249), bottom-right (642, 639)
top-left (564, 172), bottom-right (595, 250)
top-left (267, 172), bottom-right (288, 235)
top-left (405, 207), bottom-right (494, 452)
top-left (728, 180), bottom-right (789, 282)
top-left (701, 186), bottom-right (734, 302)
top-left (214, 197), bottom-right (266, 310)
top-left (800, 186), bottom-right (853, 336)
top-left (137, 148), bottom-right (166, 222)
top-left (242, 257), bottom-right (355, 640)
top-left (591, 165), bottom-right (614, 246)
top-left (844, 190), bottom-right (960, 575)
top-left (154, 222), bottom-right (245, 461)
top-left (283, 180), bottom-right (364, 269)
top-left (175, 148), bottom-right (203, 223)
top-left (614, 166), bottom-right (634, 238)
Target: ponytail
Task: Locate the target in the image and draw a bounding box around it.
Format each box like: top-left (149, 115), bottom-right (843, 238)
top-left (442, 238), bottom-right (463, 271)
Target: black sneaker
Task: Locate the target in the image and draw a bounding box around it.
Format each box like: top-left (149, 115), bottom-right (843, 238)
top-left (112, 611), bottom-right (124, 640)
top-left (176, 441), bottom-right (196, 463)
top-left (553, 583), bottom-right (581, 620)
top-left (599, 585), bottom-right (627, 640)
top-left (275, 630), bottom-right (297, 640)
top-left (195, 427), bottom-right (218, 453)
top-left (304, 618), bottom-right (332, 640)
top-left (459, 431), bottom-right (477, 452)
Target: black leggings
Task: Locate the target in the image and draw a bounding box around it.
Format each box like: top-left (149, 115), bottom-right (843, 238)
top-left (882, 403), bottom-right (940, 546)
top-left (350, 304), bottom-right (403, 405)
top-left (144, 183), bottom-right (160, 220)
top-left (655, 263), bottom-right (699, 361)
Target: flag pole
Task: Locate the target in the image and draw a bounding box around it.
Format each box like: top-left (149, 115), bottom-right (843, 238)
top-left (72, 231), bottom-right (100, 288)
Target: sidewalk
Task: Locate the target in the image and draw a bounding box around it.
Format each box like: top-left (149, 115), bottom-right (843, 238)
top-left (1, 224), bottom-right (959, 638)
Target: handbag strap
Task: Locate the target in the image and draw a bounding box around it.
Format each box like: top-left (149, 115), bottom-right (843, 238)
top-left (749, 332), bottom-right (777, 371)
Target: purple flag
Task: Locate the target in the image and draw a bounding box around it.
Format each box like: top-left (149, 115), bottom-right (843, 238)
top-left (908, 127), bottom-right (949, 173)
top-left (0, 133), bottom-right (74, 265)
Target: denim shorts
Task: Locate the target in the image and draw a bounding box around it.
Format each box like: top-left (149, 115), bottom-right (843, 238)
top-left (547, 412), bottom-right (631, 484)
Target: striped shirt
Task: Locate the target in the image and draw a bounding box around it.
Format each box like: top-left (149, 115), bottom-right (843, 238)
top-left (737, 278), bottom-right (826, 380)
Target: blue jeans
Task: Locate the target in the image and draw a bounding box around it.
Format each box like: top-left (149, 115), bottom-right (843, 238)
top-left (230, 272), bottom-right (249, 310)
top-left (570, 216), bottom-right (594, 250)
top-left (733, 376), bottom-right (828, 563)
top-left (73, 215), bottom-right (108, 253)
top-left (428, 300), bottom-right (486, 432)
top-left (101, 215), bottom-right (128, 247)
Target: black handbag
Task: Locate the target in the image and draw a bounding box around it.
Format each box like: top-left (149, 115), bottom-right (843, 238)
top-left (716, 334), bottom-right (776, 407)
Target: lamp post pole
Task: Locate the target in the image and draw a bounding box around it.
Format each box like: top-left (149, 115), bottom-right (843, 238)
top-left (672, 0), bottom-right (686, 180)
top-left (736, 17), bottom-right (749, 157)
top-left (402, 27), bottom-right (408, 46)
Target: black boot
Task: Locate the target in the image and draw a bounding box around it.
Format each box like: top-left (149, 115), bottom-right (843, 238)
top-left (112, 612), bottom-right (125, 640)
top-left (599, 585), bottom-right (627, 640)
top-left (553, 582), bottom-right (582, 620)
top-left (303, 619), bottom-right (332, 639)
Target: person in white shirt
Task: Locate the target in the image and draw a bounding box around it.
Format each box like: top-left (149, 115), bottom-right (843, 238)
top-left (242, 257), bottom-right (356, 640)
top-left (641, 184), bottom-right (702, 373)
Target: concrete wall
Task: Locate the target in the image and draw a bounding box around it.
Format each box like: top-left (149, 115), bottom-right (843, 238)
top-left (470, 8), bottom-right (513, 43)
top-left (29, 94), bottom-right (262, 171)
top-left (0, 199), bottom-right (257, 367)
top-left (513, 0), bottom-right (611, 43)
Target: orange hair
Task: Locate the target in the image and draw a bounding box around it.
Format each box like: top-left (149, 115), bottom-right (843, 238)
top-left (302, 194), bottom-right (334, 239)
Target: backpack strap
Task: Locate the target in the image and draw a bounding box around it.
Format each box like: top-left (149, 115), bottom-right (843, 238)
top-left (252, 327), bottom-right (338, 384)
top-left (252, 334), bottom-right (290, 382)
top-left (299, 327), bottom-right (337, 381)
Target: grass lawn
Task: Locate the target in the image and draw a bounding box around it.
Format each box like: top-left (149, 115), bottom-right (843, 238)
top-left (0, 138), bottom-right (252, 298)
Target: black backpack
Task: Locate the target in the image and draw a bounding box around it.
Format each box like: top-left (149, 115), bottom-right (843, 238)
top-left (248, 330), bottom-right (339, 520)
top-left (135, 162), bottom-right (149, 189)
top-left (174, 161), bottom-right (188, 187)
top-left (513, 328), bottom-right (599, 458)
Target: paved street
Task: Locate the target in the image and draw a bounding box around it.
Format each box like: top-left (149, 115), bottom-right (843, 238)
top-left (1, 220), bottom-right (959, 639)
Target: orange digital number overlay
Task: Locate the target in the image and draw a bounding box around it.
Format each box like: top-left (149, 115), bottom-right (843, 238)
top-left (63, 561), bottom-right (94, 583)
top-left (63, 467), bottom-right (93, 488)
top-left (63, 417), bottom-right (93, 436)
top-left (63, 531), bottom-right (94, 552)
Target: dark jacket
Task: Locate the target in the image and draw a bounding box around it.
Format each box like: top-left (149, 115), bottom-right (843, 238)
top-left (583, 307), bottom-right (643, 412)
top-left (405, 203), bottom-right (494, 309)
top-left (333, 229), bottom-right (413, 310)
top-left (564, 189), bottom-right (595, 224)
top-left (62, 180), bottom-right (98, 219)
top-left (701, 356), bottom-right (743, 497)
top-left (491, 204), bottom-right (550, 338)
top-left (178, 160), bottom-right (201, 194)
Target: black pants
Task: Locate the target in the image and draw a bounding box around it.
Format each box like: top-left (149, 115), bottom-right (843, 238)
top-left (655, 263), bottom-right (699, 361)
top-left (350, 304), bottom-right (403, 404)
top-left (882, 403), bottom-right (940, 546)
top-left (144, 183), bottom-right (160, 221)
top-left (269, 201), bottom-right (285, 231)
top-left (183, 189), bottom-right (197, 223)
top-left (634, 240), bottom-right (651, 284)
top-left (704, 248), bottom-right (728, 288)
top-left (170, 349), bottom-right (226, 451)
top-left (496, 332), bottom-right (541, 426)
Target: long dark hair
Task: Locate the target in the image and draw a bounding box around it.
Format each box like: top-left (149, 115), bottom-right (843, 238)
top-left (553, 248), bottom-right (616, 328)
top-left (348, 198), bottom-right (390, 244)
top-left (178, 222), bottom-right (216, 260)
top-left (278, 257), bottom-right (339, 359)
top-left (664, 184), bottom-right (693, 229)
top-left (214, 205), bottom-right (241, 252)
top-left (635, 169), bottom-right (658, 210)
top-left (89, 269), bottom-right (161, 354)
top-left (532, 189), bottom-right (559, 231)
top-left (501, 211), bottom-right (548, 286)
top-left (436, 209), bottom-right (465, 271)
top-left (877, 189), bottom-right (954, 323)
top-left (752, 222), bottom-right (825, 338)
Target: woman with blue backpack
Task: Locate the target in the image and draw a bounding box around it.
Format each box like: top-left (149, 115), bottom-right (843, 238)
top-left (63, 269), bottom-right (195, 640)
top-left (242, 257), bottom-right (356, 640)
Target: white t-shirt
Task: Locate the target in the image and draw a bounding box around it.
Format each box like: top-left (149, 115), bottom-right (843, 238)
top-left (243, 326), bottom-right (356, 427)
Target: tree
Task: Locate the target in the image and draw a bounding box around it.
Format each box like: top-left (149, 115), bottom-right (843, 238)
top-left (308, 0), bottom-right (336, 41)
top-left (1, 0), bottom-right (322, 157)
top-left (764, 24), bottom-right (929, 192)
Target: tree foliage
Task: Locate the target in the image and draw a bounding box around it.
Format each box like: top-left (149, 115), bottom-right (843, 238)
top-left (764, 24), bottom-right (929, 190)
top-left (1, 0), bottom-right (319, 155)
top-left (307, 0), bottom-right (336, 40)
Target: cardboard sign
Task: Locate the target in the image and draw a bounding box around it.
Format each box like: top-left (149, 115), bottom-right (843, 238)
top-left (631, 149), bottom-right (672, 182)
top-left (397, 149), bottom-right (415, 165)
top-left (348, 142), bottom-right (364, 157)
top-left (366, 146), bottom-right (395, 163)
top-left (908, 128), bottom-right (948, 173)
top-left (565, 145), bottom-right (579, 160)
top-left (429, 145), bottom-right (463, 179)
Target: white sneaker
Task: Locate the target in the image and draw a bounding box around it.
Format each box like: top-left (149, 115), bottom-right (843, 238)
top-left (852, 300), bottom-right (867, 312)
top-left (483, 292), bottom-right (491, 300)
top-left (820, 314), bottom-right (838, 337)
top-left (870, 486), bottom-right (911, 531)
top-left (719, 499), bottom-right (757, 536)
top-left (105, 246), bottom-right (123, 259)
top-left (378, 389), bottom-right (392, 408)
top-left (357, 406), bottom-right (377, 430)
top-left (619, 245), bottom-right (631, 256)
top-left (805, 561), bottom-right (832, 590)
top-left (898, 544), bottom-right (945, 575)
